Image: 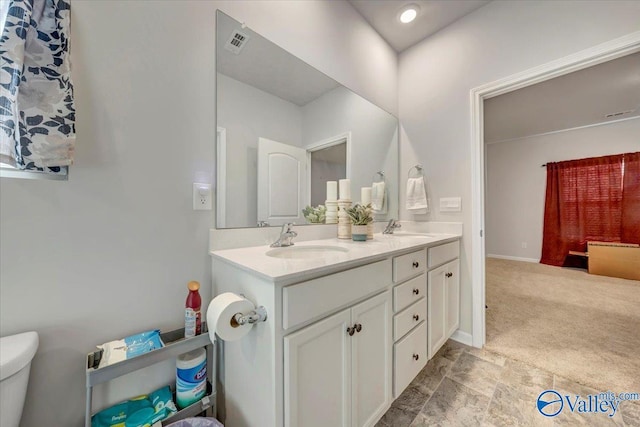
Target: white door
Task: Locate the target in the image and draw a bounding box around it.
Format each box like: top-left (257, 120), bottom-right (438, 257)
top-left (284, 309), bottom-right (352, 427)
top-left (428, 264), bottom-right (447, 358)
top-left (258, 137), bottom-right (307, 226)
top-left (351, 291), bottom-right (392, 427)
top-left (445, 259), bottom-right (460, 337)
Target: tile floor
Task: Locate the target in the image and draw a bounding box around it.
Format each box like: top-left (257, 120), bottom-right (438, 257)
top-left (376, 340), bottom-right (640, 427)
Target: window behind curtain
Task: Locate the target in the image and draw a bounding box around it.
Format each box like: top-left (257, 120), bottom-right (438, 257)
top-left (541, 153), bottom-right (638, 267)
top-left (621, 152), bottom-right (640, 243)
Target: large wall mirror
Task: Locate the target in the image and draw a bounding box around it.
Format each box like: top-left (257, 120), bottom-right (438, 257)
top-left (216, 11), bottom-right (399, 229)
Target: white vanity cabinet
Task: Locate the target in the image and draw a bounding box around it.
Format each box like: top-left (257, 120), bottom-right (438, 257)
top-left (427, 241), bottom-right (460, 358)
top-left (284, 290), bottom-right (391, 427)
top-left (390, 249), bottom-right (428, 397)
top-left (210, 233), bottom-right (461, 427)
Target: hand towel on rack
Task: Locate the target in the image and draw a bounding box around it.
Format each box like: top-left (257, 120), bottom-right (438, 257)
top-left (371, 181), bottom-right (386, 212)
top-left (406, 177), bottom-right (428, 214)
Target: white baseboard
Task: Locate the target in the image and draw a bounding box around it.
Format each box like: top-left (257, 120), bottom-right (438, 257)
top-left (487, 254), bottom-right (539, 263)
top-left (450, 330), bottom-right (474, 347)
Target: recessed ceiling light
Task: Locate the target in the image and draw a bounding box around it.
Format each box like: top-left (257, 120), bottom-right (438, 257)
top-left (399, 5), bottom-right (419, 24)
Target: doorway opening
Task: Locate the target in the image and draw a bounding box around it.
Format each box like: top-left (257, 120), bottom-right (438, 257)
top-left (470, 31), bottom-right (640, 349)
top-left (306, 132), bottom-right (351, 207)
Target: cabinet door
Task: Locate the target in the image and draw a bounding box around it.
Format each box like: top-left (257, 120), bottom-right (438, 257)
top-left (284, 309), bottom-right (352, 427)
top-left (428, 263), bottom-right (447, 359)
top-left (351, 291), bottom-right (392, 427)
top-left (445, 259), bottom-right (460, 337)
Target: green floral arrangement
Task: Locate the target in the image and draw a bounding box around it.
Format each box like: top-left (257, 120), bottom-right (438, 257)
top-left (302, 205), bottom-right (327, 224)
top-left (345, 203), bottom-right (373, 225)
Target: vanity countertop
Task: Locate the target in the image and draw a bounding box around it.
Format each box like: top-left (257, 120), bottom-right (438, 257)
top-left (210, 232), bottom-right (461, 284)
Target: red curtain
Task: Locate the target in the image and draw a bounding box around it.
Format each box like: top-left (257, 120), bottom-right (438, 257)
top-left (621, 152), bottom-right (640, 244)
top-left (541, 154), bottom-right (624, 266)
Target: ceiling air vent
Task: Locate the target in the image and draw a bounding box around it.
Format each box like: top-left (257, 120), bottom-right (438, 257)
top-left (604, 109), bottom-right (635, 118)
top-left (224, 30), bottom-right (250, 55)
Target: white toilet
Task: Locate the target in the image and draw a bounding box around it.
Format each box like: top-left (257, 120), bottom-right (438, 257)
top-left (0, 331), bottom-right (39, 427)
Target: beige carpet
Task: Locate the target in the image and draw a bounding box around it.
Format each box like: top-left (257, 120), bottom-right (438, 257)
top-left (485, 258), bottom-right (640, 393)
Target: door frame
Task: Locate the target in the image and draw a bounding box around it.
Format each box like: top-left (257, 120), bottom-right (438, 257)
top-left (306, 132), bottom-right (352, 206)
top-left (469, 31), bottom-right (640, 348)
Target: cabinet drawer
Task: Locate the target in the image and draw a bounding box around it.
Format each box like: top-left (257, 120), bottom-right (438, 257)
top-left (393, 297), bottom-right (426, 341)
top-left (393, 249), bottom-right (427, 283)
top-left (428, 240), bottom-right (459, 268)
top-left (393, 321), bottom-right (427, 397)
top-left (393, 274), bottom-right (426, 312)
top-left (283, 259), bottom-right (392, 330)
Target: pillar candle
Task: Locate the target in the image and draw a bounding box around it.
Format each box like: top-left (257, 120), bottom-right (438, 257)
top-left (339, 179), bottom-right (351, 200)
top-left (326, 181), bottom-right (338, 201)
top-left (361, 187), bottom-right (372, 205)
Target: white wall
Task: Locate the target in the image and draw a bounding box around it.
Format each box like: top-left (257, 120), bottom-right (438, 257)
top-left (398, 0), bottom-right (640, 335)
top-left (217, 73), bottom-right (303, 228)
top-left (0, 2), bottom-right (397, 426)
top-left (302, 86), bottom-right (399, 218)
top-left (486, 118), bottom-right (640, 261)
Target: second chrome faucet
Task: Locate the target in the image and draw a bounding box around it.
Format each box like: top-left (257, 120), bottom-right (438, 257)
top-left (382, 219), bottom-right (401, 234)
top-left (270, 223), bottom-right (298, 247)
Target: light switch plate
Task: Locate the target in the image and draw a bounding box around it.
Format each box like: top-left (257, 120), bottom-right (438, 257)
top-left (439, 197), bottom-right (461, 212)
top-left (193, 183), bottom-right (212, 210)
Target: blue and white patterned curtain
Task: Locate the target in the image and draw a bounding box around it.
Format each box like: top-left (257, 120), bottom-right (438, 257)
top-left (0, 0), bottom-right (75, 174)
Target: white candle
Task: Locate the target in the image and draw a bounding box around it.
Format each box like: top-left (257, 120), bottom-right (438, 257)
top-left (361, 187), bottom-right (372, 205)
top-left (339, 179), bottom-right (351, 200)
top-left (326, 181), bottom-right (338, 201)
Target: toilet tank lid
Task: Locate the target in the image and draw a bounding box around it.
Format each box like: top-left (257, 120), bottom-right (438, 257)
top-left (0, 332), bottom-right (39, 381)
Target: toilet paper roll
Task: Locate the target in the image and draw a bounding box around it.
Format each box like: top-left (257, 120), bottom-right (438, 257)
top-left (206, 292), bottom-right (255, 341)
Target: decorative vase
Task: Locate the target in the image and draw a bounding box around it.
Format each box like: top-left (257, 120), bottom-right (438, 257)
top-left (337, 200), bottom-right (352, 239)
top-left (352, 225), bottom-right (368, 241)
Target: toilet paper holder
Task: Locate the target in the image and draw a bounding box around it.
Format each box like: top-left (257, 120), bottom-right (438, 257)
top-left (232, 306), bottom-right (268, 327)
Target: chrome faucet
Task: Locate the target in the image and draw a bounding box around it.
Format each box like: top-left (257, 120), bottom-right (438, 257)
top-left (270, 223), bottom-right (298, 247)
top-left (382, 219), bottom-right (401, 234)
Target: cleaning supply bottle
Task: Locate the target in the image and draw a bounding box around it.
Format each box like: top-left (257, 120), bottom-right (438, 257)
top-left (185, 281), bottom-right (202, 338)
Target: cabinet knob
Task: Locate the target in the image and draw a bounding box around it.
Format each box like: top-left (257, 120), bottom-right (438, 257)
top-left (355, 323), bottom-right (362, 333)
top-left (347, 326), bottom-right (355, 336)
top-left (413, 288), bottom-right (420, 295)
top-left (446, 272), bottom-right (453, 278)
top-left (412, 261), bottom-right (420, 268)
top-left (413, 314), bottom-right (419, 321)
top-left (413, 353), bottom-right (419, 361)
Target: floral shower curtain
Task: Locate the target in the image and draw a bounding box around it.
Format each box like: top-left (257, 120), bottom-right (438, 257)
top-left (0, 0), bottom-right (75, 174)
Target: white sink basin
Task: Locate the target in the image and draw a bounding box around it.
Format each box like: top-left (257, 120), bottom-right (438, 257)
top-left (266, 245), bottom-right (349, 259)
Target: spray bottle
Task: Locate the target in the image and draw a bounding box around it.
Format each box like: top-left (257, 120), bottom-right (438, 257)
top-left (185, 281), bottom-right (202, 338)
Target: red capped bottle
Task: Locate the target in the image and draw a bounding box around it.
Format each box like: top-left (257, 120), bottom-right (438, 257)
top-left (185, 281), bottom-right (202, 338)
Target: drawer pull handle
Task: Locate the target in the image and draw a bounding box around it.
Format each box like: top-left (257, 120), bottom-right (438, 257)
top-left (413, 288), bottom-right (420, 295)
top-left (347, 326), bottom-right (355, 336)
top-left (413, 314), bottom-right (419, 321)
top-left (446, 272), bottom-right (453, 278)
top-left (355, 323), bottom-right (362, 333)
top-left (412, 261), bottom-right (420, 268)
top-left (413, 353), bottom-right (419, 361)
